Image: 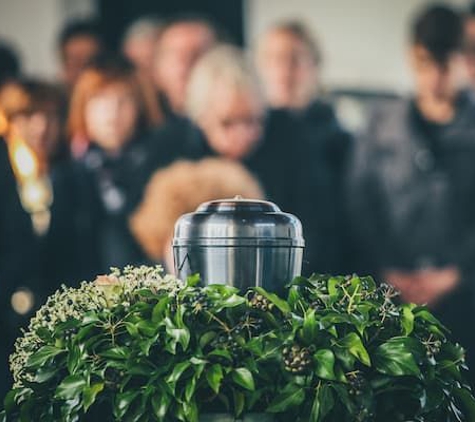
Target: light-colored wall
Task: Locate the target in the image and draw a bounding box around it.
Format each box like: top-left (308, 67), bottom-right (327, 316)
top-left (0, 0), bottom-right (96, 80)
top-left (246, 0), bottom-right (470, 93)
top-left (0, 0), bottom-right (470, 91)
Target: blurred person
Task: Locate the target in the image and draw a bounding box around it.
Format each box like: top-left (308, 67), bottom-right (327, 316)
top-left (0, 137), bottom-right (37, 401)
top-left (58, 19), bottom-right (105, 92)
top-left (130, 158), bottom-right (264, 271)
top-left (141, 44), bottom-right (347, 274)
top-left (0, 41), bottom-right (21, 88)
top-left (256, 21), bottom-right (320, 110)
top-left (152, 14), bottom-right (219, 119)
top-left (350, 5), bottom-right (475, 383)
top-left (0, 79), bottom-right (82, 294)
top-left (465, 3), bottom-right (475, 87)
top-left (122, 16), bottom-right (162, 81)
top-left (68, 55), bottom-right (162, 274)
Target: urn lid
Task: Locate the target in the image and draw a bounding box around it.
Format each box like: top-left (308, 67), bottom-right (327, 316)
top-left (173, 196), bottom-right (304, 247)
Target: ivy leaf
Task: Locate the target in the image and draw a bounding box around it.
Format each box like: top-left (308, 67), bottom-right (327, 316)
top-left (54, 375), bottom-right (86, 400)
top-left (253, 287), bottom-right (290, 314)
top-left (26, 346), bottom-right (64, 368)
top-left (83, 382), bottom-right (104, 411)
top-left (267, 383), bottom-right (305, 413)
top-left (338, 332), bottom-right (371, 367)
top-left (303, 309), bottom-right (318, 343)
top-left (374, 337), bottom-right (421, 376)
top-left (401, 305), bottom-right (415, 336)
top-left (167, 362), bottom-right (191, 393)
top-left (310, 384), bottom-right (334, 422)
top-left (114, 390), bottom-right (139, 419)
top-left (313, 349), bottom-right (336, 380)
top-left (231, 368), bottom-right (255, 391)
top-left (206, 364), bottom-right (223, 394)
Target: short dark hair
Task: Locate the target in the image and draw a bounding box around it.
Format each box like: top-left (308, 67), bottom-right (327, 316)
top-left (58, 19), bottom-right (104, 51)
top-left (0, 41), bottom-right (20, 86)
top-left (411, 5), bottom-right (463, 64)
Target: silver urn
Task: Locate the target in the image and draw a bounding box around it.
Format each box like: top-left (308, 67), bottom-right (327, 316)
top-left (173, 197), bottom-right (304, 292)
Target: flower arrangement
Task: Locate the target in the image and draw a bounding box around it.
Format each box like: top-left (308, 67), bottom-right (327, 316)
top-left (1, 266), bottom-right (475, 421)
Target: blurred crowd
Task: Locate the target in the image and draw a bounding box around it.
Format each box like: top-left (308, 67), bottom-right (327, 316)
top-left (2, 3), bottom-right (475, 397)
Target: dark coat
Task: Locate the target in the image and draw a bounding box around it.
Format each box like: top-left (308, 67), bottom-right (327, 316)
top-left (348, 93), bottom-right (475, 385)
top-left (139, 108), bottom-right (352, 276)
top-left (0, 139), bottom-right (38, 399)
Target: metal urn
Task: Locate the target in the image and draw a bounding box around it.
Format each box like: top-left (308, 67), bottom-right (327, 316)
top-left (173, 197), bottom-right (304, 293)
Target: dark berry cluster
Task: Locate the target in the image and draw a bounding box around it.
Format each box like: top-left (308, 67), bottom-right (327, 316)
top-left (347, 371), bottom-right (366, 396)
top-left (283, 344), bottom-right (314, 374)
top-left (249, 293), bottom-right (273, 312)
top-left (235, 312), bottom-right (265, 336)
top-left (182, 290), bottom-right (211, 313)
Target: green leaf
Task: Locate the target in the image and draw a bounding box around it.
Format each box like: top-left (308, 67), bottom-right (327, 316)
top-left (220, 294), bottom-right (246, 308)
top-left (99, 347), bottom-right (129, 360)
top-left (338, 332), bottom-right (371, 366)
top-left (267, 383), bottom-right (305, 413)
top-left (253, 287), bottom-right (290, 314)
top-left (152, 297), bottom-right (170, 323)
top-left (151, 391), bottom-right (171, 419)
top-left (231, 368), bottom-right (255, 391)
top-left (67, 344), bottom-right (83, 374)
top-left (186, 274), bottom-right (201, 287)
top-left (83, 382), bottom-right (104, 411)
top-left (54, 375), bottom-right (86, 400)
top-left (310, 385), bottom-right (334, 422)
top-left (167, 361), bottom-right (191, 392)
top-left (114, 390), bottom-right (139, 419)
top-left (313, 349), bottom-right (336, 380)
top-left (26, 346), bottom-right (64, 368)
top-left (401, 304), bottom-right (415, 335)
top-left (303, 309), bottom-right (318, 343)
top-left (206, 364), bottom-right (223, 394)
top-left (374, 337), bottom-right (421, 376)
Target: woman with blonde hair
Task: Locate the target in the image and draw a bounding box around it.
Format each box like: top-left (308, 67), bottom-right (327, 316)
top-left (130, 157), bottom-right (264, 272)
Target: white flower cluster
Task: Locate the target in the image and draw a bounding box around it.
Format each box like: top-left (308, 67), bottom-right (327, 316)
top-left (10, 265), bottom-right (183, 387)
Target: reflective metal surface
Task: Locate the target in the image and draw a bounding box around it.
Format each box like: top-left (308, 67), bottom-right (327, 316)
top-left (173, 197), bottom-right (304, 293)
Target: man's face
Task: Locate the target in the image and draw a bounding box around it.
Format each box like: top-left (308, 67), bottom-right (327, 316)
top-left (410, 44), bottom-right (463, 101)
top-left (199, 84), bottom-right (265, 161)
top-left (464, 17), bottom-right (475, 85)
top-left (153, 22), bottom-right (215, 114)
top-left (258, 29), bottom-right (318, 109)
top-left (123, 33), bottom-right (158, 78)
top-left (61, 35), bottom-right (101, 89)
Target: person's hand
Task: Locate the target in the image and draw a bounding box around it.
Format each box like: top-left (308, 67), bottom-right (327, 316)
top-left (383, 266), bottom-right (460, 306)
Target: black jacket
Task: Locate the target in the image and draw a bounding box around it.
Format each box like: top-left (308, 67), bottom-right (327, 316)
top-left (140, 109), bottom-right (352, 276)
top-left (349, 92), bottom-right (475, 278)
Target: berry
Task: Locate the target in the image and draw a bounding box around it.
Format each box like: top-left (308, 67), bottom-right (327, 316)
top-left (249, 293), bottom-right (273, 312)
top-left (283, 344), bottom-right (313, 374)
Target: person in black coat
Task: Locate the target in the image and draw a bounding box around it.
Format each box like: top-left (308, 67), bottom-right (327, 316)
top-left (68, 55), bottom-right (163, 275)
top-left (349, 5), bottom-right (475, 386)
top-left (0, 139), bottom-right (38, 400)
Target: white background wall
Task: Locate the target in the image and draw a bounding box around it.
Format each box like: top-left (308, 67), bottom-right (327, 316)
top-left (0, 0), bottom-right (96, 80)
top-left (246, 0), bottom-right (470, 93)
top-left (0, 0), bottom-right (471, 91)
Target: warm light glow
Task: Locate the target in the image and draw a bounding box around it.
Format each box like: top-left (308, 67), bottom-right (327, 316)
top-left (8, 137), bottom-right (39, 181)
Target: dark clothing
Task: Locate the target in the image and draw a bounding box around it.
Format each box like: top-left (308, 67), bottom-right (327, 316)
top-left (350, 92), bottom-right (475, 276)
top-left (0, 139), bottom-right (38, 400)
top-left (139, 109), bottom-right (351, 276)
top-left (349, 92), bottom-right (475, 385)
top-left (72, 135), bottom-right (153, 276)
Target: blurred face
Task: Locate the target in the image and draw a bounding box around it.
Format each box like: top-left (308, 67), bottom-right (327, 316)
top-left (410, 44), bottom-right (463, 102)
top-left (153, 22), bottom-right (215, 114)
top-left (464, 18), bottom-right (475, 85)
top-left (61, 35), bottom-right (101, 88)
top-left (123, 33), bottom-right (158, 78)
top-left (11, 108), bottom-right (61, 164)
top-left (199, 84), bottom-right (265, 160)
top-left (258, 29), bottom-right (318, 109)
top-left (85, 82), bottom-right (139, 154)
